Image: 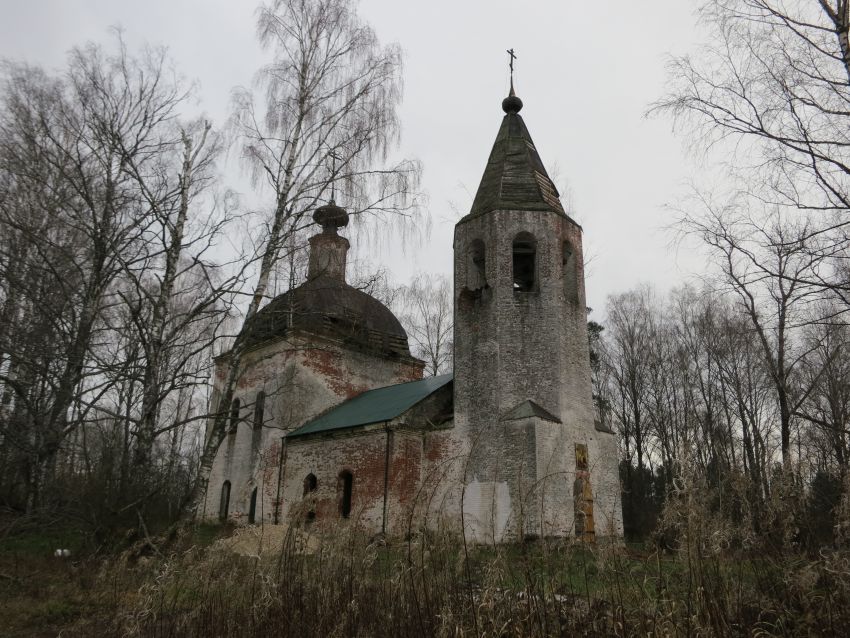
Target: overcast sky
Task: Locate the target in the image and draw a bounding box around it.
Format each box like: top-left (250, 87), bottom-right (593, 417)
top-left (0, 0), bottom-right (709, 316)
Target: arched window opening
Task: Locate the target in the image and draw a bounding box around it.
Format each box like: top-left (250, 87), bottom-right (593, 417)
top-left (248, 487), bottom-right (258, 524)
top-left (303, 473), bottom-right (318, 495)
top-left (512, 232), bottom-right (537, 292)
top-left (304, 473), bottom-right (318, 521)
top-left (468, 239), bottom-right (486, 290)
top-left (219, 480), bottom-right (231, 521)
top-left (253, 391), bottom-right (265, 430)
top-left (563, 240), bottom-right (578, 303)
top-left (339, 470), bottom-right (353, 519)
top-left (229, 398), bottom-right (240, 433)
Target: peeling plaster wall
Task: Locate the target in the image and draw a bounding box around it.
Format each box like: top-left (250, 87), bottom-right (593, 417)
top-left (281, 431), bottom-right (389, 531)
top-left (201, 199), bottom-right (623, 542)
top-left (202, 329), bottom-right (423, 523)
top-left (278, 422), bottom-right (465, 537)
top-left (453, 208), bottom-right (623, 541)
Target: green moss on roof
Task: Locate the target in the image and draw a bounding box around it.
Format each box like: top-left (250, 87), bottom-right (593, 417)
top-left (287, 373), bottom-right (453, 439)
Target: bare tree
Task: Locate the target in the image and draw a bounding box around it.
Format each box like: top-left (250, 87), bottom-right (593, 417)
top-left (655, 1), bottom-right (850, 214)
top-left (395, 273), bottom-right (453, 376)
top-left (683, 204), bottom-right (835, 465)
top-left (604, 287), bottom-right (657, 474)
top-left (0, 41), bottom-right (180, 509)
top-left (654, 0), bottom-right (850, 306)
top-left (795, 310), bottom-right (850, 469)
top-left (118, 120), bottom-right (226, 478)
top-left (0, 35), bottom-right (238, 518)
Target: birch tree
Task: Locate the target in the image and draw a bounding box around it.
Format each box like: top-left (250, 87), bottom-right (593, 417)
top-left (0, 37), bottom-right (233, 514)
top-left (182, 0), bottom-right (422, 520)
top-left (654, 0), bottom-right (850, 301)
top-left (396, 273), bottom-right (453, 376)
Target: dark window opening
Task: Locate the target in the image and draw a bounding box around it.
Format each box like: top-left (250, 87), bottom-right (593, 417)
top-left (339, 470), bottom-right (353, 519)
top-left (248, 487), bottom-right (258, 524)
top-left (563, 240), bottom-right (578, 303)
top-left (253, 391), bottom-right (265, 430)
top-left (562, 241), bottom-right (572, 264)
top-left (468, 239), bottom-right (486, 290)
top-left (513, 232), bottom-right (537, 292)
top-left (229, 398), bottom-right (240, 433)
top-left (219, 480), bottom-right (231, 521)
top-left (304, 473), bottom-right (318, 495)
top-left (304, 473), bottom-right (318, 521)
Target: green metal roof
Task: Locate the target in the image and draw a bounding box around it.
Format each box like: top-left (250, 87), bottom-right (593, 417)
top-left (287, 373), bottom-right (453, 439)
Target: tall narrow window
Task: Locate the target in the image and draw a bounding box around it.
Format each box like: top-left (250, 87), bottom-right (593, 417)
top-left (229, 398), bottom-right (240, 433)
top-left (512, 232), bottom-right (537, 292)
top-left (563, 240), bottom-right (578, 304)
top-left (219, 480), bottom-right (231, 521)
top-left (468, 239), bottom-right (486, 290)
top-left (339, 470), bottom-right (353, 519)
top-left (248, 487), bottom-right (258, 524)
top-left (253, 391), bottom-right (265, 430)
top-left (304, 473), bottom-right (318, 521)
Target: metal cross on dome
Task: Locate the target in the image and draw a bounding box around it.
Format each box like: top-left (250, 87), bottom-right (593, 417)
top-left (506, 48), bottom-right (517, 79)
top-left (327, 148), bottom-right (340, 202)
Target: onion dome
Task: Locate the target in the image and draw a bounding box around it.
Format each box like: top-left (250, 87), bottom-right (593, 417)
top-left (502, 81), bottom-right (523, 114)
top-left (313, 200), bottom-right (349, 233)
top-left (239, 276), bottom-right (412, 357)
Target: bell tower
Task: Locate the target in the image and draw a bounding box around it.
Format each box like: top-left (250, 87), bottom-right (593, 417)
top-left (453, 77), bottom-right (622, 541)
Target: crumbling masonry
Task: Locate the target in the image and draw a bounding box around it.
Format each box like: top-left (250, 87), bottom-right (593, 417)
top-left (202, 86), bottom-right (624, 542)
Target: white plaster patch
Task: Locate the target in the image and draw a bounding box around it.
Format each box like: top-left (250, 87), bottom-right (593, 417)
top-left (462, 479), bottom-right (511, 543)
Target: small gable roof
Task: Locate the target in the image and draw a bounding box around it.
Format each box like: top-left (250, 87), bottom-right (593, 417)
top-left (288, 373), bottom-right (453, 439)
top-left (502, 399), bottom-right (561, 424)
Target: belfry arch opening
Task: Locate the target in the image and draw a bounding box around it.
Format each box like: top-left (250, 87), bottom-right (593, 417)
top-left (512, 232), bottom-right (537, 292)
top-left (468, 239), bottom-right (486, 290)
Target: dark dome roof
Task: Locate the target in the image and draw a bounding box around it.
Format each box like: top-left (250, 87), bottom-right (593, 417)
top-left (239, 275), bottom-right (412, 357)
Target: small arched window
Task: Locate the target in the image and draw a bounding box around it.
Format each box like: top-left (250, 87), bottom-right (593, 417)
top-left (468, 238), bottom-right (486, 290)
top-left (339, 470), bottom-right (353, 519)
top-left (563, 240), bottom-right (578, 304)
top-left (512, 232), bottom-right (537, 292)
top-left (303, 473), bottom-right (318, 495)
top-left (219, 480), bottom-right (231, 521)
top-left (229, 398), bottom-right (240, 433)
top-left (253, 391), bottom-right (265, 430)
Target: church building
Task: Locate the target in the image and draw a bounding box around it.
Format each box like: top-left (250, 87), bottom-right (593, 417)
top-left (202, 84), bottom-right (623, 542)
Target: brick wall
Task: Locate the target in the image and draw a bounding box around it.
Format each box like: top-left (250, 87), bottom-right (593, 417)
top-left (202, 329), bottom-right (423, 523)
top-left (453, 207), bottom-right (623, 541)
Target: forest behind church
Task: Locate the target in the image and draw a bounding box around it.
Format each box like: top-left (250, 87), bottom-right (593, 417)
top-left (3, 0), bottom-right (850, 636)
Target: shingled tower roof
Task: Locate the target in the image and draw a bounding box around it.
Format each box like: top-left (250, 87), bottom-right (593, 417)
top-left (464, 84), bottom-right (566, 221)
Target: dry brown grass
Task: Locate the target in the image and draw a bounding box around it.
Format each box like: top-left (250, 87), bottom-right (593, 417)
top-left (5, 479), bottom-right (850, 637)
